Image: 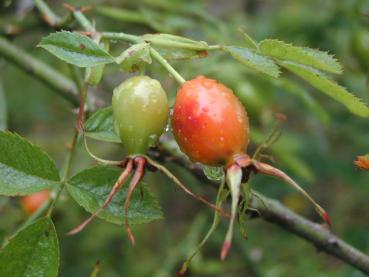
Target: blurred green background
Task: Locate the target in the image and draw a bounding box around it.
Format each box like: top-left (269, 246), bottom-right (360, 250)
top-left (0, 0), bottom-right (369, 276)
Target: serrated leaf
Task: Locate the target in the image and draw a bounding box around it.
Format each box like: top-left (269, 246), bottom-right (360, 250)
top-left (67, 166), bottom-right (163, 224)
top-left (142, 33), bottom-right (208, 50)
top-left (116, 43), bottom-right (152, 72)
top-left (0, 82), bottom-right (7, 131)
top-left (0, 217), bottom-right (59, 277)
top-left (38, 31), bottom-right (114, 67)
top-left (0, 131), bottom-right (60, 196)
top-left (154, 46), bottom-right (207, 60)
top-left (225, 46), bottom-right (280, 78)
top-left (84, 107), bottom-right (121, 143)
top-left (280, 61), bottom-right (369, 117)
top-left (259, 39), bottom-right (342, 74)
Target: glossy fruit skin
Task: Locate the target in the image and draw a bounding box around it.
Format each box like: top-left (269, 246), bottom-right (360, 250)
top-left (172, 76), bottom-right (249, 166)
top-left (21, 190), bottom-right (50, 214)
top-left (112, 76), bottom-right (169, 155)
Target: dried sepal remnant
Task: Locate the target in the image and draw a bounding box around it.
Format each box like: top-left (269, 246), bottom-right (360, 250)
top-left (355, 155), bottom-right (369, 170)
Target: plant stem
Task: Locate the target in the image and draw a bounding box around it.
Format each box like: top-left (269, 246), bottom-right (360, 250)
top-left (150, 47), bottom-right (186, 85)
top-left (34, 0), bottom-right (61, 26)
top-left (73, 10), bottom-right (95, 33)
top-left (46, 115), bottom-right (79, 217)
top-left (251, 193), bottom-right (369, 275)
top-left (46, 81), bottom-right (89, 217)
top-left (0, 36), bottom-right (79, 106)
top-left (101, 32), bottom-right (141, 44)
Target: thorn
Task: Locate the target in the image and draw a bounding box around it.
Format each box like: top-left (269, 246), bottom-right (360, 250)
top-left (63, 3), bottom-right (75, 12)
top-left (322, 211), bottom-right (332, 227)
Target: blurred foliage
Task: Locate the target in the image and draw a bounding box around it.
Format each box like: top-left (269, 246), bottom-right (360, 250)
top-left (0, 0), bottom-right (369, 276)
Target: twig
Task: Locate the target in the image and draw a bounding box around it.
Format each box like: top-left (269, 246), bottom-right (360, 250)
top-left (251, 194), bottom-right (369, 275)
top-left (0, 36), bottom-right (79, 106)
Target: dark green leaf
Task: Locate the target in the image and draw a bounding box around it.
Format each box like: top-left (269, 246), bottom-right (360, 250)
top-left (84, 107), bottom-right (121, 143)
top-left (116, 43), bottom-right (152, 72)
top-left (0, 217), bottom-right (59, 277)
top-left (259, 39), bottom-right (342, 74)
top-left (225, 46), bottom-right (280, 78)
top-left (67, 166), bottom-right (163, 224)
top-left (0, 82), bottom-right (7, 131)
top-left (0, 131), bottom-right (60, 196)
top-left (38, 31), bottom-right (114, 67)
top-left (280, 61), bottom-right (369, 117)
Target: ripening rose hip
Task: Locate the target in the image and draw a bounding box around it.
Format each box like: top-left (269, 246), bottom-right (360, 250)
top-left (173, 76), bottom-right (330, 266)
top-left (21, 190), bottom-right (50, 214)
top-left (172, 76), bottom-right (249, 166)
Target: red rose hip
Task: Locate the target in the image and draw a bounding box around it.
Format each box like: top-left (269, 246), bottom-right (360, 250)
top-left (172, 76), bottom-right (249, 166)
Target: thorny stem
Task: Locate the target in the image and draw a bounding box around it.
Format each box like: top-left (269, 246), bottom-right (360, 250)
top-left (34, 0), bottom-right (73, 28)
top-left (34, 0), bottom-right (61, 26)
top-left (0, 37), bottom-right (79, 106)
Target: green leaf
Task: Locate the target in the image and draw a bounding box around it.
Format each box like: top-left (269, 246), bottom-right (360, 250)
top-left (67, 166), bottom-right (163, 224)
top-left (84, 107), bottom-right (121, 143)
top-left (259, 39), bottom-right (342, 74)
top-left (141, 33), bottom-right (208, 50)
top-left (154, 46), bottom-right (207, 60)
top-left (116, 43), bottom-right (152, 72)
top-left (280, 61), bottom-right (369, 117)
top-left (0, 217), bottom-right (59, 277)
top-left (0, 82), bottom-right (7, 131)
top-left (0, 131), bottom-right (60, 196)
top-left (225, 46), bottom-right (280, 78)
top-left (38, 31), bottom-right (114, 67)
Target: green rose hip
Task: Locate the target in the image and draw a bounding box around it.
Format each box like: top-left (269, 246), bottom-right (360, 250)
top-left (112, 76), bottom-right (169, 155)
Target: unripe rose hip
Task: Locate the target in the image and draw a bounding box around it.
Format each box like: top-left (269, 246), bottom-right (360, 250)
top-left (112, 76), bottom-right (169, 155)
